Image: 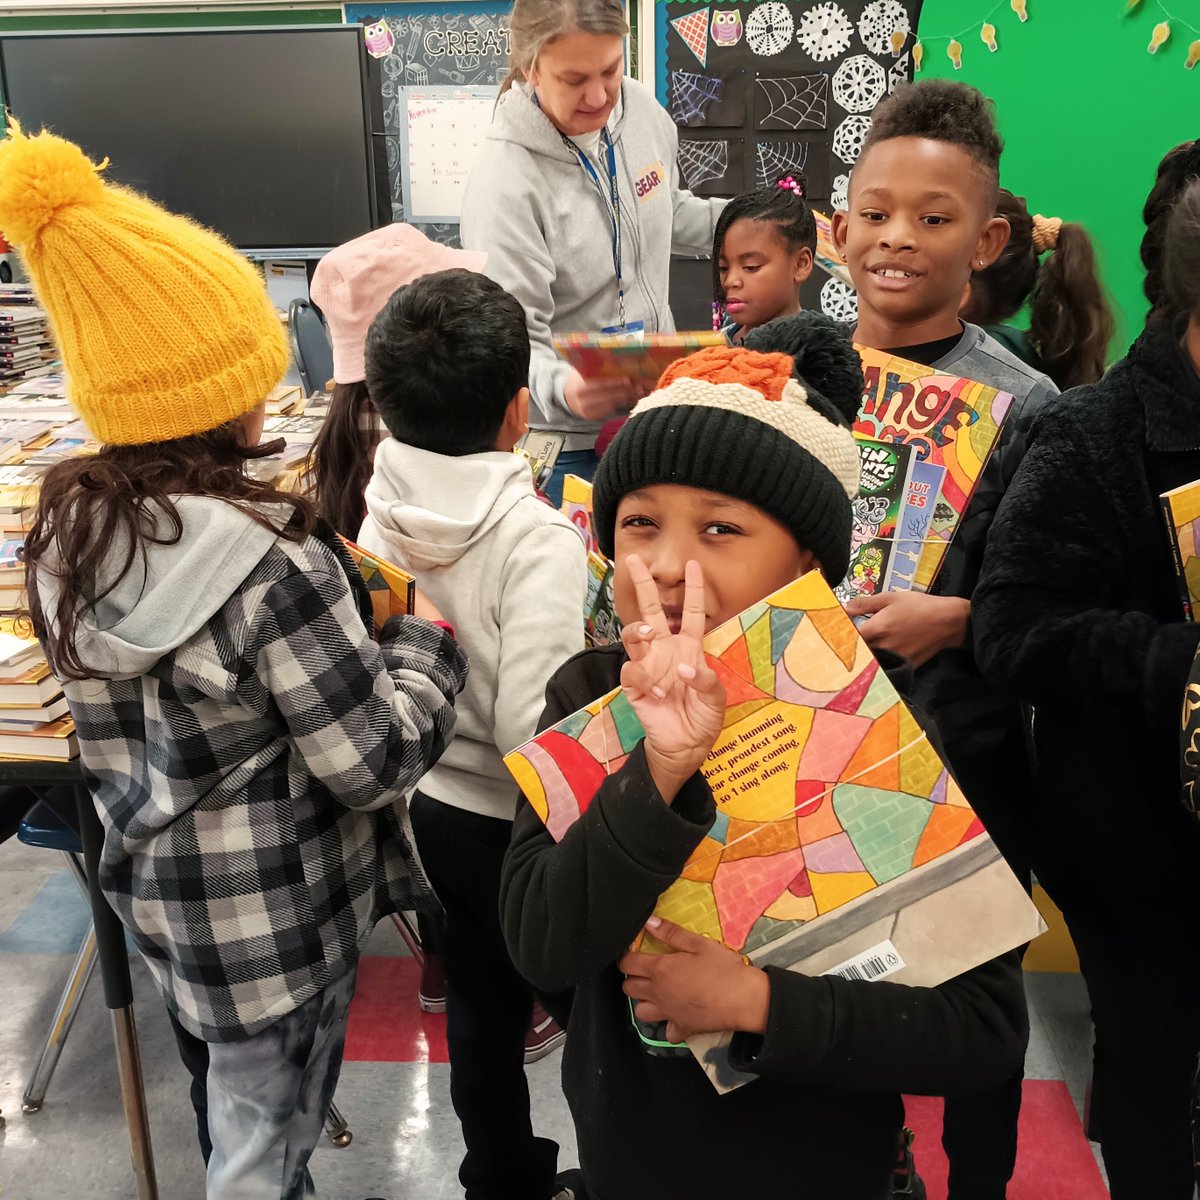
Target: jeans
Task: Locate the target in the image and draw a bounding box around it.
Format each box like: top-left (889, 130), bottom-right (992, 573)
top-left (168, 969), bottom-right (358, 1199)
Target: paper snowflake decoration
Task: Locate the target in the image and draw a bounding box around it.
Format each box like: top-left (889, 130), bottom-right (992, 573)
top-left (888, 51), bottom-right (910, 94)
top-left (821, 276), bottom-right (858, 323)
top-left (832, 172), bottom-right (850, 210)
top-left (833, 114), bottom-right (872, 164)
top-left (797, 3), bottom-right (854, 63)
top-left (746, 2), bottom-right (795, 57)
top-left (832, 54), bottom-right (887, 114)
top-left (858, 0), bottom-right (910, 57)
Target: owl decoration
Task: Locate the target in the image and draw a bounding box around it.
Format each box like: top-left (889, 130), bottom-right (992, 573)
top-left (711, 10), bottom-right (744, 46)
top-left (362, 19), bottom-right (396, 59)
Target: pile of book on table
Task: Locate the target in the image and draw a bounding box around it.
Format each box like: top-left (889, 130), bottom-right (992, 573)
top-left (0, 285), bottom-right (56, 392)
top-left (0, 618), bottom-right (75, 761)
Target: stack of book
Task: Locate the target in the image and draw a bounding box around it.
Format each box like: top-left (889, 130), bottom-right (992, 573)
top-left (0, 286), bottom-right (56, 390)
top-left (0, 618), bottom-right (75, 761)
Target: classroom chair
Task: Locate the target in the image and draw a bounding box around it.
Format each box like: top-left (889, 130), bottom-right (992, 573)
top-left (288, 298), bottom-right (334, 397)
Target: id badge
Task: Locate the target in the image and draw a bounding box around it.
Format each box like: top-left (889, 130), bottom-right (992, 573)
top-left (601, 319), bottom-right (645, 343)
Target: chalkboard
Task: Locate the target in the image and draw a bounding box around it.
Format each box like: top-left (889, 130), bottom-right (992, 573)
top-left (400, 85), bottom-right (498, 222)
top-left (656, 0), bottom-right (924, 321)
top-left (346, 2), bottom-right (511, 241)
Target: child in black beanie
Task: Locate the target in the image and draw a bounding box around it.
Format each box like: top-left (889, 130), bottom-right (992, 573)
top-left (500, 311), bottom-right (1028, 1200)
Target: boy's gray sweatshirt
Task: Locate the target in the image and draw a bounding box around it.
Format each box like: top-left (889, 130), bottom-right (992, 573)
top-left (460, 78), bottom-right (725, 436)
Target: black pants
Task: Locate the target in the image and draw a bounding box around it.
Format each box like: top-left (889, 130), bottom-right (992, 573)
top-left (1044, 875), bottom-right (1200, 1199)
top-left (935, 744), bottom-right (1033, 1200)
top-left (409, 791), bottom-right (559, 1200)
top-left (168, 1010), bottom-right (214, 1166)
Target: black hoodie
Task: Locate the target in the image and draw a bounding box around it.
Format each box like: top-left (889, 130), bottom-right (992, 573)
top-left (500, 643), bottom-right (1028, 1200)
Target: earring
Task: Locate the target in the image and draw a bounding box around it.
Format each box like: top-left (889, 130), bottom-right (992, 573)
top-left (978, 259), bottom-right (985, 267)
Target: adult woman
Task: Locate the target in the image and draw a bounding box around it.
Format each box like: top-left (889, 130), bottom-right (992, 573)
top-left (972, 147), bottom-right (1200, 1200)
top-left (461, 0), bottom-right (725, 502)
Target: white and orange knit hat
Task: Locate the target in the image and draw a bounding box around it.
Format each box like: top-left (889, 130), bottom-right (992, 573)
top-left (593, 312), bottom-right (862, 580)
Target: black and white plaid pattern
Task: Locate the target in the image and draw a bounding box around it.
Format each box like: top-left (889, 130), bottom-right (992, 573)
top-left (61, 531), bottom-right (467, 1042)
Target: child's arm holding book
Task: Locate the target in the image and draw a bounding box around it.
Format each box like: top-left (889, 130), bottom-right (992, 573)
top-left (248, 543), bottom-right (468, 811)
top-left (622, 918), bottom-right (1027, 1097)
top-left (500, 558), bottom-right (726, 992)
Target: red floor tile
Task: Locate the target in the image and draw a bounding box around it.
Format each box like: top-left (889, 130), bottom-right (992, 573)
top-left (345, 955), bottom-right (449, 1063)
top-left (904, 1082), bottom-right (1108, 1199)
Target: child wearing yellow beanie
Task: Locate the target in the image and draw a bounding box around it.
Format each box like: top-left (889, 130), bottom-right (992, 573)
top-left (0, 122), bottom-right (468, 1199)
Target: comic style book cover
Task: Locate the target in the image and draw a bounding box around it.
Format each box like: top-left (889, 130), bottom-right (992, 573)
top-left (835, 438), bottom-right (915, 604)
top-left (854, 348), bottom-right (1015, 591)
top-left (888, 459), bottom-right (948, 594)
top-left (584, 550), bottom-right (621, 648)
top-left (504, 571), bottom-right (1044, 1092)
top-left (1160, 479), bottom-right (1200, 620)
top-left (338, 536), bottom-right (416, 632)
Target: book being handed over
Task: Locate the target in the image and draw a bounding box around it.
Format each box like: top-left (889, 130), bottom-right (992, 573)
top-left (504, 569), bottom-right (1043, 1092)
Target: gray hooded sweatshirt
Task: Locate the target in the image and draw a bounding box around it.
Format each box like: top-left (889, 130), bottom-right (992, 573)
top-left (460, 77), bottom-right (725, 437)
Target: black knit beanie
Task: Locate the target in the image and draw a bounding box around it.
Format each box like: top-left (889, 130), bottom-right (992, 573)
top-left (593, 312), bottom-right (863, 582)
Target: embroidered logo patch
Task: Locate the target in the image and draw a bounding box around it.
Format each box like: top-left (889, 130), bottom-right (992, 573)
top-left (634, 161), bottom-right (667, 202)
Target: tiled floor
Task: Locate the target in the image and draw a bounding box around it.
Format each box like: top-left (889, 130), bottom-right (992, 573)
top-left (0, 837), bottom-right (1108, 1200)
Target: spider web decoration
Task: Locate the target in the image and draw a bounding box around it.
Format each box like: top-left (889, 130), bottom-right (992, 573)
top-left (797, 3), bottom-right (854, 63)
top-left (858, 0), bottom-right (910, 56)
top-left (755, 140), bottom-right (809, 189)
top-left (833, 114), bottom-right (872, 164)
top-left (746, 2), bottom-right (795, 57)
top-left (755, 75), bottom-right (829, 131)
top-left (822, 277), bottom-right (858, 323)
top-left (832, 54), bottom-right (887, 114)
top-left (670, 70), bottom-right (725, 126)
top-left (888, 51), bottom-right (910, 94)
top-left (671, 9), bottom-right (712, 68)
top-left (678, 139), bottom-right (730, 190)
top-left (832, 172), bottom-right (850, 210)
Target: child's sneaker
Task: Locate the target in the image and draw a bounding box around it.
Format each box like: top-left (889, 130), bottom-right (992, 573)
top-left (525, 1000), bottom-right (566, 1063)
top-left (418, 953), bottom-right (446, 1013)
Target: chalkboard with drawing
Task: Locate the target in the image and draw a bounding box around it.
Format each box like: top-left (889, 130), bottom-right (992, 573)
top-left (345, 1), bottom-right (511, 241)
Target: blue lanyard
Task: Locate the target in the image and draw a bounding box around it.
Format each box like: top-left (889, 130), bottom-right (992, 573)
top-left (562, 128), bottom-right (625, 329)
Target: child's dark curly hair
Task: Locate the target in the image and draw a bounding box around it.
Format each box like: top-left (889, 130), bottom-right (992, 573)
top-left (711, 185), bottom-right (817, 306)
top-left (861, 80), bottom-right (1003, 203)
top-left (1141, 139), bottom-right (1200, 318)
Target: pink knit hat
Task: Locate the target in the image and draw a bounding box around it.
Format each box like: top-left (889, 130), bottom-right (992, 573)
top-left (311, 223), bottom-right (487, 384)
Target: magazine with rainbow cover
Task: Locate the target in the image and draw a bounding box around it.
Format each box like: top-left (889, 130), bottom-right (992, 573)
top-left (854, 347), bottom-right (1015, 591)
top-left (553, 331), bottom-right (725, 388)
top-left (338, 536), bottom-right (416, 632)
top-left (504, 572), bottom-right (1043, 1092)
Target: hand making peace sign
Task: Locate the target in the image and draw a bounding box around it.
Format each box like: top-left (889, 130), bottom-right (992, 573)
top-left (619, 555), bottom-right (726, 805)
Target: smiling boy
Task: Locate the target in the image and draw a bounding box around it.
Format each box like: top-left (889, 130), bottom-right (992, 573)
top-left (832, 80), bottom-right (1058, 1200)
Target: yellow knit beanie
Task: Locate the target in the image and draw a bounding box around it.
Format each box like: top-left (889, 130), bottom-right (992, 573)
top-left (0, 121), bottom-right (287, 445)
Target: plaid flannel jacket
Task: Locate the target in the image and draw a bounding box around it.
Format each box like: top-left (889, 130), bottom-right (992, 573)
top-left (62, 526), bottom-right (467, 1042)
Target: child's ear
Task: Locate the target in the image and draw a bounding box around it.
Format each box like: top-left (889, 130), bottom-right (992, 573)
top-left (975, 215), bottom-right (1011, 271)
top-left (830, 210), bottom-right (849, 260)
top-left (512, 386), bottom-right (530, 436)
top-left (794, 247), bottom-right (815, 285)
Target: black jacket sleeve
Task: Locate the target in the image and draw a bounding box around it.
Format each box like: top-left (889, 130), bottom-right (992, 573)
top-left (973, 398), bottom-right (1200, 737)
top-left (500, 670), bottom-right (715, 994)
top-left (728, 951), bottom-right (1028, 1097)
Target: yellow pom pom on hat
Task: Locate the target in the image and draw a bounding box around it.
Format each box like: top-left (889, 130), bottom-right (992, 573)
top-left (0, 120), bottom-right (287, 445)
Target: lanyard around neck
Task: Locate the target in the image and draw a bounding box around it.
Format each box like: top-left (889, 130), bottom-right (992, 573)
top-left (562, 127), bottom-right (625, 329)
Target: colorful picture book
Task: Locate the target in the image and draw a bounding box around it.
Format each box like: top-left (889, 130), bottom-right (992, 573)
top-left (553, 331), bottom-right (725, 389)
top-left (1160, 478), bottom-right (1200, 620)
top-left (504, 572), bottom-right (1043, 1091)
top-left (854, 348), bottom-right (1015, 591)
top-left (889, 459), bottom-right (947, 593)
top-left (811, 209), bottom-right (853, 286)
top-left (584, 550), bottom-right (621, 648)
top-left (560, 474), bottom-right (598, 555)
top-left (835, 438), bottom-right (915, 604)
top-left (338, 537), bottom-right (416, 632)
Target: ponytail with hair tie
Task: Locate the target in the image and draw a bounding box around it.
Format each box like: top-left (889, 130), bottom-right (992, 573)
top-left (1031, 214), bottom-right (1062, 255)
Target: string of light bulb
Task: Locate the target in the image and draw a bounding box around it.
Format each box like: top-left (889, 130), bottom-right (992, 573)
top-left (1124, 0), bottom-right (1200, 69)
top-left (908, 0), bottom-right (1031, 74)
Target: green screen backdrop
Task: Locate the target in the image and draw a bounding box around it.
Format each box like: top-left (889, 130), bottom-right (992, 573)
top-left (918, 1), bottom-right (1199, 355)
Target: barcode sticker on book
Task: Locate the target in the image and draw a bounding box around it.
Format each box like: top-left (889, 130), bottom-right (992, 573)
top-left (823, 940), bottom-right (906, 983)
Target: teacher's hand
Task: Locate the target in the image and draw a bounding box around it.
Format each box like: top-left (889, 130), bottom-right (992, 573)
top-left (564, 369), bottom-right (643, 421)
